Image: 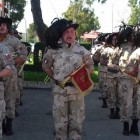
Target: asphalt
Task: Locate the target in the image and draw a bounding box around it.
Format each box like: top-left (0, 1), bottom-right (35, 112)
top-left (3, 88), bottom-right (140, 140)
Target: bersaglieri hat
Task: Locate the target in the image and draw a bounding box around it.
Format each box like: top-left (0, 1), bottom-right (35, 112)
top-left (45, 18), bottom-right (79, 49)
top-left (0, 17), bottom-right (12, 27)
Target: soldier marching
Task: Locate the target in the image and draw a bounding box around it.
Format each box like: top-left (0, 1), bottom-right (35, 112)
top-left (92, 24), bottom-right (140, 136)
top-left (0, 15), bottom-right (139, 139)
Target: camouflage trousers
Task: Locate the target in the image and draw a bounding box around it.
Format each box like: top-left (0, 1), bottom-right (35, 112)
top-left (4, 74), bottom-right (18, 118)
top-left (118, 77), bottom-right (138, 122)
top-left (16, 77), bottom-right (24, 106)
top-left (53, 86), bottom-right (85, 140)
top-left (137, 85), bottom-right (140, 119)
top-left (99, 71), bottom-right (107, 98)
top-left (106, 76), bottom-right (121, 109)
top-left (0, 82), bottom-right (6, 140)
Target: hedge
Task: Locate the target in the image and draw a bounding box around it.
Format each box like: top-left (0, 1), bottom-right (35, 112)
top-left (24, 42), bottom-right (92, 72)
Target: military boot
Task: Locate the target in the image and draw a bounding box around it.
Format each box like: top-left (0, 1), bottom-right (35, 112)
top-left (19, 101), bottom-right (23, 106)
top-left (101, 98), bottom-right (107, 108)
top-left (109, 108), bottom-right (115, 119)
top-left (114, 107), bottom-right (120, 119)
top-left (19, 94), bottom-right (23, 106)
top-left (2, 118), bottom-right (6, 135)
top-left (130, 119), bottom-right (139, 136)
top-left (123, 122), bottom-right (129, 136)
top-left (5, 117), bottom-right (13, 136)
top-left (15, 109), bottom-right (19, 117)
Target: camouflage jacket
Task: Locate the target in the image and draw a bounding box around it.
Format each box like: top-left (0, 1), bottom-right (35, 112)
top-left (100, 46), bottom-right (114, 66)
top-left (107, 46), bottom-right (122, 74)
top-left (125, 48), bottom-right (140, 78)
top-left (2, 34), bottom-right (28, 61)
top-left (92, 44), bottom-right (105, 64)
top-left (0, 43), bottom-right (15, 73)
top-left (42, 41), bottom-right (94, 82)
top-left (119, 42), bottom-right (136, 79)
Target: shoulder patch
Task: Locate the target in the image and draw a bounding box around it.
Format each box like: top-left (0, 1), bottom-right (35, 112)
top-left (4, 53), bottom-right (11, 61)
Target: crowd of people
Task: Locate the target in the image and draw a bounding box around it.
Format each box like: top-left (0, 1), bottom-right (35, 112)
top-left (92, 25), bottom-right (140, 136)
top-left (0, 15), bottom-right (139, 140)
top-left (0, 16), bottom-right (28, 139)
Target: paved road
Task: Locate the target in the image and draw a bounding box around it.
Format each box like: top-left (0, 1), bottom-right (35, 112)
top-left (3, 88), bottom-right (140, 140)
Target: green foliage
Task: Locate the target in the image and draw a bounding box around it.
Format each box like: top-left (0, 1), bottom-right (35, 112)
top-left (27, 23), bottom-right (37, 43)
top-left (128, 0), bottom-right (140, 25)
top-left (24, 66), bottom-right (99, 83)
top-left (5, 0), bottom-right (26, 29)
top-left (24, 71), bottom-right (46, 81)
top-left (90, 66), bottom-right (99, 83)
top-left (25, 53), bottom-right (34, 65)
top-left (80, 42), bottom-right (92, 50)
top-left (63, 0), bottom-right (100, 38)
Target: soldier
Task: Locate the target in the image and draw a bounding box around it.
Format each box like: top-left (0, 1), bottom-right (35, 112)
top-left (106, 32), bottom-right (121, 119)
top-left (124, 48), bottom-right (139, 136)
top-left (0, 43), bottom-right (15, 139)
top-left (117, 26), bottom-right (137, 135)
top-left (13, 30), bottom-right (28, 108)
top-left (123, 30), bottom-right (140, 136)
top-left (97, 33), bottom-right (111, 108)
top-left (92, 33), bottom-right (109, 105)
top-left (92, 33), bottom-right (104, 65)
top-left (0, 17), bottom-right (27, 135)
top-left (42, 18), bottom-right (94, 140)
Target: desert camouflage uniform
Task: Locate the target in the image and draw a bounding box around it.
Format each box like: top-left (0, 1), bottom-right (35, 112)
top-left (42, 41), bottom-right (94, 140)
top-left (16, 43), bottom-right (28, 106)
top-left (118, 42), bottom-right (136, 122)
top-left (99, 46), bottom-right (114, 102)
top-left (125, 48), bottom-right (140, 120)
top-left (93, 45), bottom-right (106, 99)
top-left (106, 47), bottom-right (121, 110)
top-left (2, 34), bottom-right (27, 118)
top-left (0, 44), bottom-right (14, 139)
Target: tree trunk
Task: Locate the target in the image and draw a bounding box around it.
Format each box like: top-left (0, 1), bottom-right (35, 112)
top-left (30, 0), bottom-right (46, 42)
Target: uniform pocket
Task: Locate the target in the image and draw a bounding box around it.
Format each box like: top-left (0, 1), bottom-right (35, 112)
top-left (0, 82), bottom-right (4, 100)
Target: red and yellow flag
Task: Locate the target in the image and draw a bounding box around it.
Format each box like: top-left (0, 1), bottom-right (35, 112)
top-left (71, 64), bottom-right (94, 96)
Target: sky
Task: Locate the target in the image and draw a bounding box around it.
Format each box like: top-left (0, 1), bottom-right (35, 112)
top-left (17, 0), bottom-right (131, 33)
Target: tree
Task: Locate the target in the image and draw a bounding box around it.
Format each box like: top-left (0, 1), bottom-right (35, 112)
top-left (5, 0), bottom-right (26, 29)
top-left (128, 0), bottom-right (140, 25)
top-left (30, 0), bottom-right (47, 42)
top-left (63, 0), bottom-right (107, 38)
top-left (30, 0), bottom-right (107, 42)
top-left (27, 23), bottom-right (37, 43)
top-left (27, 23), bottom-right (48, 43)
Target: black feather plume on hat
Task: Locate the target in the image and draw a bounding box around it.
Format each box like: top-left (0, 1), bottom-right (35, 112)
top-left (45, 18), bottom-right (79, 49)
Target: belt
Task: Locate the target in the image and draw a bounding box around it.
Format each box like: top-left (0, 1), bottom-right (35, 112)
top-left (55, 80), bottom-right (74, 87)
top-left (64, 82), bottom-right (74, 87)
top-left (108, 68), bottom-right (119, 73)
top-left (0, 78), bottom-right (3, 81)
top-left (18, 75), bottom-right (22, 78)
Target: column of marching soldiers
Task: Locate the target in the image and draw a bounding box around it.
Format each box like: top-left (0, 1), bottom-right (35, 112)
top-left (92, 23), bottom-right (140, 136)
top-left (0, 17), bottom-right (28, 140)
top-left (1, 16), bottom-right (140, 139)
